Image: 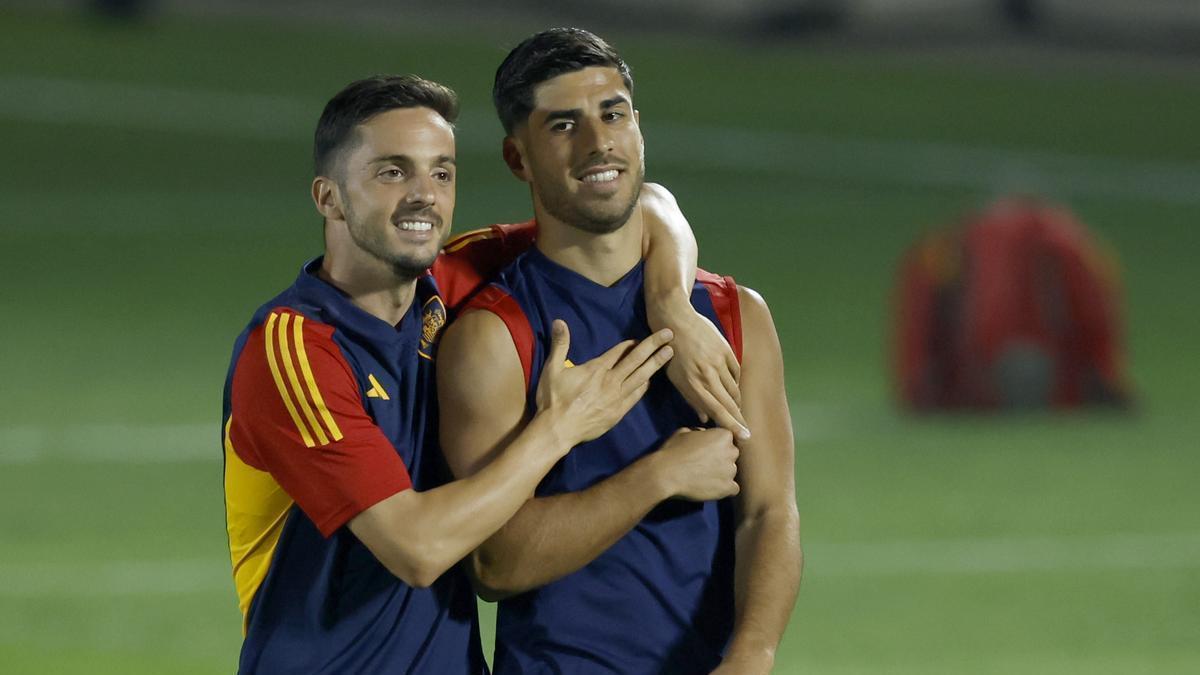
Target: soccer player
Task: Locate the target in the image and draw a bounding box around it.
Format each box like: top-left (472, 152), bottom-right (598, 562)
top-left (222, 74), bottom-right (742, 673)
top-left (438, 29), bottom-right (803, 674)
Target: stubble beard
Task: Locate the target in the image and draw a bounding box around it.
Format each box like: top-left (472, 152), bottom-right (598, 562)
top-left (539, 162), bottom-right (645, 235)
top-left (343, 197), bottom-right (442, 282)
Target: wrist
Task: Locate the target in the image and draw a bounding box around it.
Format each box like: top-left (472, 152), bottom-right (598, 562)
top-left (645, 288), bottom-right (693, 331)
top-left (722, 640), bottom-right (776, 674)
top-left (527, 408), bottom-right (577, 457)
top-left (632, 450), bottom-right (675, 501)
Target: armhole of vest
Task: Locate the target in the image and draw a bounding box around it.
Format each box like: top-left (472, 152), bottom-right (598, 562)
top-left (468, 287), bottom-right (536, 390)
top-left (697, 272), bottom-right (743, 365)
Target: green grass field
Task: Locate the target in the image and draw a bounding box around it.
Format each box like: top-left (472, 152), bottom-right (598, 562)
top-left (1, 8), bottom-right (1198, 673)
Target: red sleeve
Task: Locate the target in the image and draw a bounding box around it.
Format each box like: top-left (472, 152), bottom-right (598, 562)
top-left (462, 286), bottom-right (537, 389)
top-left (697, 269), bottom-right (743, 364)
top-left (431, 220), bottom-right (538, 313)
top-left (228, 308), bottom-right (412, 537)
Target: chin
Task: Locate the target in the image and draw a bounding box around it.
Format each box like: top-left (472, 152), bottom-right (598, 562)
top-left (387, 250), bottom-right (439, 280)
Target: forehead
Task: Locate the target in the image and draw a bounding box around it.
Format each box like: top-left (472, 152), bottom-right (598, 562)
top-left (350, 106), bottom-right (455, 160)
top-left (531, 66), bottom-right (630, 111)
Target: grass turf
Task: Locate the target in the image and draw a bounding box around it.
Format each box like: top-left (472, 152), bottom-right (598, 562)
top-left (1, 8), bottom-right (1197, 673)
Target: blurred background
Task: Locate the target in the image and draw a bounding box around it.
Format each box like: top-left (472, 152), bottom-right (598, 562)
top-left (1, 1), bottom-right (1197, 673)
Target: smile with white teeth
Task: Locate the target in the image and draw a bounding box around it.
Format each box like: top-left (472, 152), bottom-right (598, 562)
top-left (396, 221), bottom-right (433, 232)
top-left (581, 169), bottom-right (619, 183)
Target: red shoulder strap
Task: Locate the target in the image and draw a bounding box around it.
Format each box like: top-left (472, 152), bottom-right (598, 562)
top-left (463, 285), bottom-right (536, 389)
top-left (696, 270), bottom-right (743, 364)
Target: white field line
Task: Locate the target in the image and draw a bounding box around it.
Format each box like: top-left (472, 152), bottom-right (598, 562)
top-left (810, 531), bottom-right (1200, 576)
top-left (3, 75), bottom-right (1199, 204)
top-left (1, 531), bottom-right (1196, 597)
top-left (0, 402), bottom-right (832, 464)
top-left (0, 559), bottom-right (230, 597)
top-left (0, 423), bottom-right (217, 464)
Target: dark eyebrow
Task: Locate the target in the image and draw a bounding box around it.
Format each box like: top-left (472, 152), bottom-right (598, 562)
top-left (544, 96), bottom-right (629, 125)
top-left (601, 95), bottom-right (631, 109)
top-left (369, 154), bottom-right (412, 166)
top-left (368, 154), bottom-right (456, 166)
top-left (544, 109), bottom-right (580, 125)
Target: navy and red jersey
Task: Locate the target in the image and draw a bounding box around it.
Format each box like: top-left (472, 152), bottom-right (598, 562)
top-left (463, 247), bottom-right (744, 675)
top-left (221, 221), bottom-right (535, 674)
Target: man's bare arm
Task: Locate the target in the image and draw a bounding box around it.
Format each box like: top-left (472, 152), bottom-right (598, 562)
top-left (712, 287), bottom-right (803, 675)
top-left (640, 183), bottom-right (749, 440)
top-left (438, 309), bottom-right (740, 600)
top-left (349, 319), bottom-right (673, 589)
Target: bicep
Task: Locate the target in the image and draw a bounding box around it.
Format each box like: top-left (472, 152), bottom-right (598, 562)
top-left (437, 309), bottom-right (530, 479)
top-left (732, 287), bottom-right (797, 518)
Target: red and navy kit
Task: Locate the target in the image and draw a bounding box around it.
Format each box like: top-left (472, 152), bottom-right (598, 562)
top-left (464, 246), bottom-right (744, 675)
top-left (221, 221), bottom-right (534, 674)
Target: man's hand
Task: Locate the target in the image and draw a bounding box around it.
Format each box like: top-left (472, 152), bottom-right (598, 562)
top-left (647, 299), bottom-right (750, 441)
top-left (535, 320), bottom-right (674, 444)
top-left (651, 427), bottom-right (740, 501)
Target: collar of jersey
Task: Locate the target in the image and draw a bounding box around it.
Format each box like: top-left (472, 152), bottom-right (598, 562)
top-left (524, 246), bottom-right (646, 304)
top-left (294, 257), bottom-right (430, 345)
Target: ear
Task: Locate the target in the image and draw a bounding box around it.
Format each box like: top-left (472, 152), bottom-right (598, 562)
top-left (311, 176), bottom-right (345, 222)
top-left (634, 108), bottom-right (640, 125)
top-left (502, 136), bottom-right (531, 182)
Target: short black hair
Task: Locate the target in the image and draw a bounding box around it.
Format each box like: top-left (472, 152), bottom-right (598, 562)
top-left (313, 74), bottom-right (459, 177)
top-left (493, 28), bottom-right (632, 135)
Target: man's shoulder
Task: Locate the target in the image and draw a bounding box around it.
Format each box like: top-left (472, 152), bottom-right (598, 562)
top-left (442, 220), bottom-right (537, 256)
top-left (433, 220), bottom-right (537, 311)
top-left (439, 300), bottom-right (533, 401)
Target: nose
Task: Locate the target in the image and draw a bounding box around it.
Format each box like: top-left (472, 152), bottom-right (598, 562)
top-left (405, 174), bottom-right (436, 207)
top-left (577, 117), bottom-right (614, 155)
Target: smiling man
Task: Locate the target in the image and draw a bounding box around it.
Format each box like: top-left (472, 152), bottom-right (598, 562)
top-left (438, 29), bottom-right (802, 675)
top-left (220, 74), bottom-right (746, 673)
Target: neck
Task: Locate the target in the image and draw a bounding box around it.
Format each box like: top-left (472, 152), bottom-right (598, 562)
top-left (534, 204), bottom-right (644, 287)
top-left (319, 231), bottom-right (418, 327)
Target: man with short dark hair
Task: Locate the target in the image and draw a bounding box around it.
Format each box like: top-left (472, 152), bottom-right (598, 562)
top-left (222, 73), bottom-right (732, 673)
top-left (439, 30), bottom-right (803, 674)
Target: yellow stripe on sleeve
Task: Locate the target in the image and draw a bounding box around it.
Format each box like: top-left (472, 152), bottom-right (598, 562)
top-left (277, 313), bottom-right (330, 446)
top-left (292, 314), bottom-right (344, 442)
top-left (264, 313), bottom-right (316, 448)
top-left (443, 227), bottom-right (497, 253)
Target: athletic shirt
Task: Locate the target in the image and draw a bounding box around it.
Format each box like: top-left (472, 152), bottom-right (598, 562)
top-left (221, 221), bottom-right (535, 674)
top-left (464, 246), bottom-right (743, 675)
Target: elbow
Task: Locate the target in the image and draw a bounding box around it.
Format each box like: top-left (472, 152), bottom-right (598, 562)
top-left (378, 542), bottom-right (455, 589)
top-left (473, 580), bottom-right (512, 603)
top-left (468, 551), bottom-right (522, 602)
top-left (404, 561), bottom-right (445, 590)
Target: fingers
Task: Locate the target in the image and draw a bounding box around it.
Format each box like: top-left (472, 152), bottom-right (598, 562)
top-left (617, 381), bottom-right (651, 418)
top-left (704, 368), bottom-right (749, 431)
top-left (718, 364), bottom-right (742, 409)
top-left (537, 317), bottom-right (568, 374)
top-left (724, 349), bottom-right (742, 384)
top-left (549, 317), bottom-right (573, 365)
top-left (676, 385), bottom-right (710, 425)
top-left (593, 339), bottom-right (638, 370)
top-left (610, 328), bottom-right (673, 381)
top-left (619, 345), bottom-right (674, 397)
top-left (694, 386), bottom-right (751, 441)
